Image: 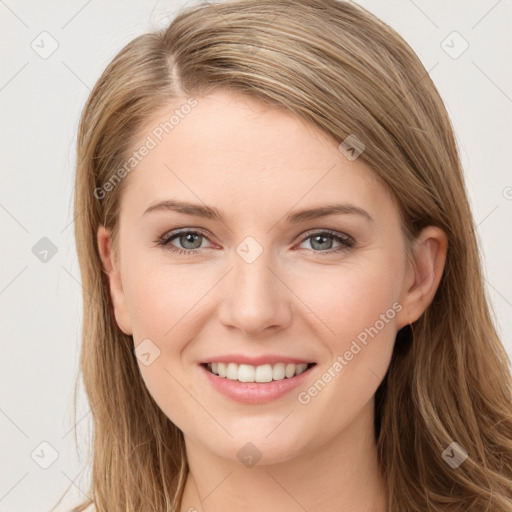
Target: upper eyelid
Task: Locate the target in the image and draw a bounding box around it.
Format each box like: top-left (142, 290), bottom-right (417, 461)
top-left (160, 227), bottom-right (211, 243)
top-left (298, 229), bottom-right (353, 241)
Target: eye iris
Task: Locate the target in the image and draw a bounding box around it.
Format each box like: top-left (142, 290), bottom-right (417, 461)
top-left (180, 233), bottom-right (202, 249)
top-left (311, 234), bottom-right (333, 251)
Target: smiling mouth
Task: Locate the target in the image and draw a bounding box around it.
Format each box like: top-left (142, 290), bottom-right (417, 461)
top-left (202, 362), bottom-right (316, 383)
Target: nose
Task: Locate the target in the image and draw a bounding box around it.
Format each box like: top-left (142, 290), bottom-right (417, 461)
top-left (217, 245), bottom-right (293, 337)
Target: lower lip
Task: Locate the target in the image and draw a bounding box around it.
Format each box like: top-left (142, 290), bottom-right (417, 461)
top-left (199, 364), bottom-right (315, 404)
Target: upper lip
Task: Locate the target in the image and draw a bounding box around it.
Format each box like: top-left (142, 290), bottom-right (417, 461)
top-left (201, 354), bottom-right (316, 366)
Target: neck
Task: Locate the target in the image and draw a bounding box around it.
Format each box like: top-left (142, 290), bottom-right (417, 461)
top-left (179, 398), bottom-right (388, 512)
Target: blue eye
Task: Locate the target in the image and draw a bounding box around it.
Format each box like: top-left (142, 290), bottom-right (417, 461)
top-left (157, 230), bottom-right (211, 255)
top-left (157, 229), bottom-right (355, 256)
top-left (297, 230), bottom-right (355, 254)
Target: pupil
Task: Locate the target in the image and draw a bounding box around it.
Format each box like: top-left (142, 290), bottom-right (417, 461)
top-left (182, 233), bottom-right (201, 249)
top-left (312, 235), bottom-right (332, 250)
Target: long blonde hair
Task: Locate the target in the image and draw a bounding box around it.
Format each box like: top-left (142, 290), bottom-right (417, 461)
top-left (64, 0), bottom-right (512, 510)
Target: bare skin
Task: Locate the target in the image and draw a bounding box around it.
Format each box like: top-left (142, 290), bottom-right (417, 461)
top-left (97, 90), bottom-right (447, 512)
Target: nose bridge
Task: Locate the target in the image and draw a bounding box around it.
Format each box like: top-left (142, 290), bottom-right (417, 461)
top-left (218, 235), bottom-right (292, 334)
top-left (234, 243), bottom-right (275, 297)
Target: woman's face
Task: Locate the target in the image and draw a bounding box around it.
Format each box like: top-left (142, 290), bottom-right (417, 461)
top-left (99, 90), bottom-right (440, 465)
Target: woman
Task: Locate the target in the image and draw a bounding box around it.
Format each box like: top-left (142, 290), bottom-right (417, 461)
top-left (67, 0), bottom-right (512, 510)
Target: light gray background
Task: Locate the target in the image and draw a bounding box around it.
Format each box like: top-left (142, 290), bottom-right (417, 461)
top-left (1, 1), bottom-right (511, 511)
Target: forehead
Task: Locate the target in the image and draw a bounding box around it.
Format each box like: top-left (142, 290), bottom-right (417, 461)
top-left (120, 90), bottom-right (393, 220)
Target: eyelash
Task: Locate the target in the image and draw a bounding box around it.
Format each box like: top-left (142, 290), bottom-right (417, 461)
top-left (156, 228), bottom-right (355, 256)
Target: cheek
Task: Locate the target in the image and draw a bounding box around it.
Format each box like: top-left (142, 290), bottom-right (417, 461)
top-left (290, 261), bottom-right (401, 427)
top-left (292, 255), bottom-right (403, 396)
top-left (295, 255), bottom-right (402, 339)
top-left (123, 255), bottom-right (212, 343)
top-left (124, 260), bottom-right (203, 426)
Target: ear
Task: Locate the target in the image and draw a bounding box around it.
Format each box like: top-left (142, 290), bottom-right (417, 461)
top-left (396, 225), bottom-right (448, 329)
top-left (97, 225), bottom-right (133, 335)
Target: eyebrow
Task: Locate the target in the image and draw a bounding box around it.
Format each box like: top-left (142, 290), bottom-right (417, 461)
top-left (142, 199), bottom-right (373, 223)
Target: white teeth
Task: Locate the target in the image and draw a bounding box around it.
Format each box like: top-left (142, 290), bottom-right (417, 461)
top-left (255, 364), bottom-right (273, 382)
top-left (272, 363), bottom-right (285, 380)
top-left (226, 362), bottom-right (238, 380)
top-left (206, 361), bottom-right (312, 382)
top-left (285, 363), bottom-right (296, 378)
top-left (238, 364), bottom-right (255, 382)
top-left (295, 363), bottom-right (308, 375)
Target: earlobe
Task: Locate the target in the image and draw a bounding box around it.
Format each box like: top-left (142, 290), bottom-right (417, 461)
top-left (97, 225), bottom-right (133, 336)
top-left (397, 226), bottom-right (448, 328)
